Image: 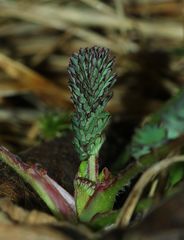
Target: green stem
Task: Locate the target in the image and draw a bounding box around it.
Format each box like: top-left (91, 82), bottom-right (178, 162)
top-left (88, 155), bottom-right (98, 182)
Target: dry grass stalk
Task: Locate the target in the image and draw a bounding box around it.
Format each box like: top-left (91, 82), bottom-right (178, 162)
top-left (116, 155), bottom-right (184, 227)
top-left (0, 53), bottom-right (71, 108)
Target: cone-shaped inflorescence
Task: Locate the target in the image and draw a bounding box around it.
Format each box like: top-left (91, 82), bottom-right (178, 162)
top-left (68, 47), bottom-right (116, 163)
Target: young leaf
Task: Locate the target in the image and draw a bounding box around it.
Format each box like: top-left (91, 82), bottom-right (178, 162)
top-left (0, 146), bottom-right (75, 220)
top-left (77, 176), bottom-right (118, 222)
top-left (131, 124), bottom-right (166, 159)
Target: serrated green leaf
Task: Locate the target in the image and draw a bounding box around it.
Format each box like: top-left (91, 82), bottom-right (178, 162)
top-left (133, 124), bottom-right (166, 146)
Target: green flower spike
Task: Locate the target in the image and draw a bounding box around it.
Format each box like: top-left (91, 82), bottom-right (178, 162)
top-left (68, 46), bottom-right (116, 181)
